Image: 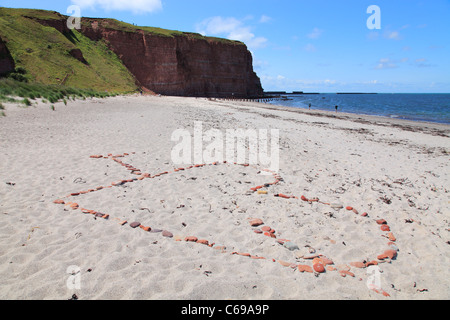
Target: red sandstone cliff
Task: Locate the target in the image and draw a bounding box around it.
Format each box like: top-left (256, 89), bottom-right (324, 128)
top-left (80, 20), bottom-right (263, 98)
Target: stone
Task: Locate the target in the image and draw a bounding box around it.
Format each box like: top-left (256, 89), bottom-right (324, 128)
top-left (298, 265), bottom-right (313, 273)
top-left (350, 261), bottom-right (366, 268)
top-left (361, 212), bottom-right (368, 217)
top-left (384, 249), bottom-right (398, 259)
top-left (249, 218), bottom-right (264, 227)
top-left (366, 260), bottom-right (378, 267)
top-left (130, 222), bottom-right (141, 228)
top-left (381, 225), bottom-right (391, 231)
top-left (151, 229), bottom-right (163, 233)
top-left (376, 219), bottom-right (387, 225)
top-left (283, 241), bottom-right (299, 251)
top-left (261, 226), bottom-right (271, 232)
top-left (53, 199), bottom-right (65, 204)
top-left (330, 203), bottom-right (343, 210)
top-left (278, 260), bottom-right (291, 267)
top-left (162, 230), bottom-right (173, 237)
top-left (387, 232), bottom-right (396, 242)
top-left (377, 254), bottom-right (388, 260)
top-left (352, 208), bottom-right (359, 214)
top-left (346, 206), bottom-right (353, 211)
top-left (185, 236), bottom-right (198, 242)
top-left (318, 256), bottom-right (334, 265)
top-left (253, 229), bottom-right (263, 234)
top-left (197, 239), bottom-right (209, 245)
top-left (339, 270), bottom-right (355, 277)
top-left (337, 264), bottom-right (351, 272)
top-left (313, 263), bottom-right (325, 273)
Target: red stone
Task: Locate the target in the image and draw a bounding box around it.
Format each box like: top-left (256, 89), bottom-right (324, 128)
top-left (261, 226), bottom-right (271, 232)
top-left (298, 265), bottom-right (313, 273)
top-left (346, 206), bottom-right (353, 211)
top-left (384, 249), bottom-right (397, 259)
top-left (162, 230), bottom-right (173, 238)
top-left (377, 254), bottom-right (388, 260)
top-left (387, 232), bottom-right (396, 242)
top-left (381, 225), bottom-right (391, 231)
top-left (301, 195), bottom-right (308, 202)
top-left (350, 261), bottom-right (366, 268)
top-left (197, 239), bottom-right (209, 245)
top-left (185, 236), bottom-right (198, 242)
top-left (339, 270), bottom-right (355, 277)
top-left (140, 225), bottom-right (151, 232)
top-left (249, 219), bottom-right (264, 227)
top-left (313, 263), bottom-right (325, 273)
top-left (376, 219), bottom-right (387, 225)
top-left (53, 199), bottom-right (65, 204)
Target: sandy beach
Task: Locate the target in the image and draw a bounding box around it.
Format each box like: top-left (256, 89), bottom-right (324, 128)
top-left (0, 95), bottom-right (449, 300)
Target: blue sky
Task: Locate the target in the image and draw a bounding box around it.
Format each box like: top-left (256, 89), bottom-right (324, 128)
top-left (2, 0), bottom-right (450, 93)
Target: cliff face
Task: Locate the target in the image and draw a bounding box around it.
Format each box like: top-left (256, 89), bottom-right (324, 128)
top-left (81, 20), bottom-right (263, 97)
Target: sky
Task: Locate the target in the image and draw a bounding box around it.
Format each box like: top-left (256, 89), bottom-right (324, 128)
top-left (2, 0), bottom-right (450, 93)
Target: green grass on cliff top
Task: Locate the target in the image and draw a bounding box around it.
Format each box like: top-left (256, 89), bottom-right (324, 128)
top-left (92, 18), bottom-right (245, 45)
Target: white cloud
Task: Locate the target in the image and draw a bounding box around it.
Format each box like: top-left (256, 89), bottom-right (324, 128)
top-left (259, 15), bottom-right (272, 23)
top-left (196, 16), bottom-right (267, 50)
top-left (71, 0), bottom-right (162, 14)
top-left (384, 30), bottom-right (401, 40)
top-left (307, 27), bottom-right (323, 39)
top-left (304, 43), bottom-right (317, 52)
top-left (374, 58), bottom-right (398, 69)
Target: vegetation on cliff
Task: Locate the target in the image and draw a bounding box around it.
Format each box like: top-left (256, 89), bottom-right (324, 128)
top-left (0, 7), bottom-right (138, 93)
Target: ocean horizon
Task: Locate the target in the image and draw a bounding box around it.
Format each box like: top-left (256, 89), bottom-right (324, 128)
top-left (266, 93), bottom-right (450, 125)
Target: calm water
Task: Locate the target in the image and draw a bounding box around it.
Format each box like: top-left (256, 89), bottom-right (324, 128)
top-left (267, 94), bottom-right (450, 125)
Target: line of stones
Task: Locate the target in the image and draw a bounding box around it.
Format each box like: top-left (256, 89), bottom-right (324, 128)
top-left (53, 153), bottom-right (397, 296)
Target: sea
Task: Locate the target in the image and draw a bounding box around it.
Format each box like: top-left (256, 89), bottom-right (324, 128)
top-left (266, 93), bottom-right (450, 125)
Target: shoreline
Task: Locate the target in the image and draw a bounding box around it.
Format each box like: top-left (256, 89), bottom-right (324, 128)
top-left (242, 99), bottom-right (450, 137)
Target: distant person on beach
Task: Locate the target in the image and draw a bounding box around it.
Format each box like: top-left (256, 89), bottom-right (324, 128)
top-left (309, 103), bottom-right (311, 110)
top-left (335, 105), bottom-right (338, 112)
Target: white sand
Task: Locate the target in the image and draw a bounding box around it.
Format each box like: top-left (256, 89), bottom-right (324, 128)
top-left (0, 95), bottom-right (449, 300)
